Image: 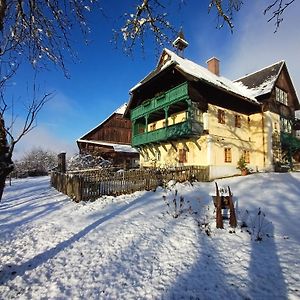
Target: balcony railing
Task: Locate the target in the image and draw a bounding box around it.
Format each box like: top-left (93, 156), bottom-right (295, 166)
top-left (131, 82), bottom-right (189, 120)
top-left (132, 119), bottom-right (203, 147)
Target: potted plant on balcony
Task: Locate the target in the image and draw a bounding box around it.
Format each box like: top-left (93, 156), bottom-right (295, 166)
top-left (237, 156), bottom-right (248, 176)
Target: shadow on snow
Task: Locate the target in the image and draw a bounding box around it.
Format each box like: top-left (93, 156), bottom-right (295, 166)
top-left (0, 194), bottom-right (148, 284)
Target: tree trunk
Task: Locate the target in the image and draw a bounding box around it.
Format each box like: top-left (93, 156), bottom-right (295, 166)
top-left (0, 165), bottom-right (13, 201)
top-left (0, 116), bottom-right (14, 201)
top-left (0, 174), bottom-right (6, 200)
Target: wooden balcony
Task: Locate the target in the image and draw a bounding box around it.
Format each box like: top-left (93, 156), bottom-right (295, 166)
top-left (131, 82), bottom-right (189, 121)
top-left (132, 119), bottom-right (203, 147)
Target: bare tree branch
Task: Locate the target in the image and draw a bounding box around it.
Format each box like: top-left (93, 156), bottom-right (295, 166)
top-left (114, 0), bottom-right (176, 55)
top-left (116, 0), bottom-right (294, 52)
top-left (115, 0), bottom-right (244, 53)
top-left (0, 0), bottom-right (98, 76)
top-left (264, 0), bottom-right (295, 32)
top-left (0, 86), bottom-right (52, 155)
top-left (0, 0), bottom-right (97, 200)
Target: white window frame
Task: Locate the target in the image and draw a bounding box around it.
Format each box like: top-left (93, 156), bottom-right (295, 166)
top-left (275, 87), bottom-right (288, 106)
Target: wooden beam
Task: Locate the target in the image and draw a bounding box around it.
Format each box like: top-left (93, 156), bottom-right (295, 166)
top-left (170, 141), bottom-right (177, 151)
top-left (192, 139), bottom-right (202, 151)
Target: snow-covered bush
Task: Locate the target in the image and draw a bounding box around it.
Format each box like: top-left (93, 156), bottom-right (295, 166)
top-left (13, 148), bottom-right (58, 177)
top-left (67, 154), bottom-right (111, 171)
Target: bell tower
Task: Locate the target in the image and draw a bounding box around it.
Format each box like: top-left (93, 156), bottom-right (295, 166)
top-left (172, 28), bottom-right (188, 57)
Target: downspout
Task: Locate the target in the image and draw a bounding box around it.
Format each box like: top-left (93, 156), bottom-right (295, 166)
top-left (261, 104), bottom-right (266, 168)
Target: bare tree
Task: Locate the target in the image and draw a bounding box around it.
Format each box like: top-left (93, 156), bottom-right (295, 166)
top-left (0, 0), bottom-right (95, 200)
top-left (0, 84), bottom-right (51, 199)
top-left (13, 147), bottom-right (58, 177)
top-left (115, 0), bottom-right (295, 53)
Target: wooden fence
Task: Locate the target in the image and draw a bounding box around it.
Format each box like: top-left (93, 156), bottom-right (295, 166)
top-left (51, 166), bottom-right (209, 202)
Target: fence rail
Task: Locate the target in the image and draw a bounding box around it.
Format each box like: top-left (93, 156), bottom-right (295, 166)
top-left (51, 166), bottom-right (209, 202)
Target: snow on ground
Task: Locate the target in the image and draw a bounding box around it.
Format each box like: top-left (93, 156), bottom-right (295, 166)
top-left (0, 173), bottom-right (300, 299)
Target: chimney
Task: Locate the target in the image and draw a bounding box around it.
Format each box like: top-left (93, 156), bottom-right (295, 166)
top-left (206, 57), bottom-right (220, 76)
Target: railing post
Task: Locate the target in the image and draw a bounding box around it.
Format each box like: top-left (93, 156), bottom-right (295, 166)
top-left (132, 119), bottom-right (137, 135)
top-left (145, 114), bottom-right (149, 133)
top-left (164, 106), bottom-right (169, 127)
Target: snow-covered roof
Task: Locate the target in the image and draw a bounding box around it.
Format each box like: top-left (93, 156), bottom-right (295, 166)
top-left (234, 76), bottom-right (277, 98)
top-left (78, 103), bottom-right (128, 141)
top-left (130, 48), bottom-right (259, 104)
top-left (234, 61), bottom-right (285, 98)
top-left (114, 103), bottom-right (127, 115)
top-left (77, 139), bottom-right (138, 153)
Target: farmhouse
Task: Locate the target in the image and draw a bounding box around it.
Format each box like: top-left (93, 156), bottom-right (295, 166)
top-left (77, 103), bottom-right (139, 168)
top-left (124, 34), bottom-right (300, 179)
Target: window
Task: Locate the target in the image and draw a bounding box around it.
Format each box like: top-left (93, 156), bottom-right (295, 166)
top-left (224, 148), bottom-right (232, 163)
top-left (243, 150), bottom-right (250, 164)
top-left (280, 117), bottom-right (292, 133)
top-left (138, 124), bottom-right (145, 134)
top-left (179, 149), bottom-right (187, 163)
top-left (171, 115), bottom-right (177, 125)
top-left (275, 87), bottom-right (288, 106)
top-left (195, 109), bottom-right (203, 123)
top-left (235, 115), bottom-right (241, 128)
top-left (150, 123), bottom-right (156, 131)
top-left (218, 109), bottom-right (225, 124)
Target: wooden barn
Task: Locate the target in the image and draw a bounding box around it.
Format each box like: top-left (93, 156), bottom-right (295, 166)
top-left (77, 103), bottom-right (139, 168)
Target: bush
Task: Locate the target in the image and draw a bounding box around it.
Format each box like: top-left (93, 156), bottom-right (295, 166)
top-left (67, 154), bottom-right (111, 171)
top-left (13, 148), bottom-right (58, 178)
top-left (240, 208), bottom-right (272, 241)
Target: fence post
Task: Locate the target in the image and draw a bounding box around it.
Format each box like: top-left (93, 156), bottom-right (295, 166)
top-left (58, 152), bottom-right (66, 173)
top-left (74, 175), bottom-right (82, 202)
top-left (145, 175), bottom-right (150, 191)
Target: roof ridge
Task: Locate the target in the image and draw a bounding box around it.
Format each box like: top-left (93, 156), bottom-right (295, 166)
top-left (163, 48), bottom-right (258, 104)
top-left (234, 60), bottom-right (285, 82)
top-left (129, 47), bottom-right (260, 106)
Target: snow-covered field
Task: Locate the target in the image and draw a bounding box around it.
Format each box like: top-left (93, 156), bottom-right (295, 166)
top-left (0, 173), bottom-right (300, 299)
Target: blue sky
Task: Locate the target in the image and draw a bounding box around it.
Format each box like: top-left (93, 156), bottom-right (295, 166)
top-left (7, 0), bottom-right (300, 159)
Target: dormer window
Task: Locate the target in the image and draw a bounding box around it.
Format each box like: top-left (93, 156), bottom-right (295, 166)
top-left (275, 87), bottom-right (288, 106)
